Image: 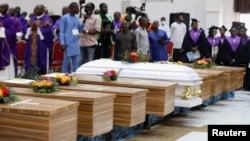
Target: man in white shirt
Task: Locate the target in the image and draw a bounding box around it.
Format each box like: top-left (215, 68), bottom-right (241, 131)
top-left (159, 17), bottom-right (170, 37)
top-left (170, 13), bottom-right (186, 62)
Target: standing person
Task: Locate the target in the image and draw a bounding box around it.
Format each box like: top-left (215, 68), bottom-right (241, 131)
top-left (15, 6), bottom-right (27, 37)
top-left (96, 3), bottom-right (114, 59)
top-left (216, 25), bottom-right (228, 65)
top-left (180, 18), bottom-right (210, 63)
top-left (24, 4), bottom-right (53, 74)
top-left (52, 6), bottom-right (69, 42)
top-left (114, 21), bottom-right (137, 61)
top-left (134, 17), bottom-right (150, 62)
top-left (159, 17), bottom-right (170, 37)
top-left (170, 13), bottom-right (186, 62)
top-left (79, 2), bottom-right (101, 64)
top-left (112, 11), bottom-right (122, 42)
top-left (149, 20), bottom-right (170, 62)
top-left (60, 2), bottom-right (82, 73)
top-left (0, 3), bottom-right (16, 80)
top-left (220, 26), bottom-right (244, 67)
top-left (206, 26), bottom-right (220, 62)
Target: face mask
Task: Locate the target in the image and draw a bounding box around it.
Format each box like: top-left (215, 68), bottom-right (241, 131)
top-left (160, 21), bottom-right (166, 25)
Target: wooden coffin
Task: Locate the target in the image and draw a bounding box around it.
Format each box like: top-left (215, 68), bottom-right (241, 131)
top-left (10, 87), bottom-right (115, 137)
top-left (209, 66), bottom-right (245, 91)
top-left (197, 73), bottom-right (212, 100)
top-left (75, 74), bottom-right (178, 117)
top-left (1, 79), bottom-right (147, 127)
top-left (195, 69), bottom-right (224, 97)
top-left (0, 96), bottom-right (78, 141)
top-left (60, 84), bottom-right (147, 127)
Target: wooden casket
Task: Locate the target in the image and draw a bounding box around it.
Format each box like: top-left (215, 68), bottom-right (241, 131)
top-left (75, 59), bottom-right (203, 108)
top-left (194, 69), bottom-right (224, 97)
top-left (0, 96), bottom-right (79, 141)
top-left (2, 79), bottom-right (147, 127)
top-left (210, 66), bottom-right (245, 90)
top-left (10, 87), bottom-right (115, 137)
top-left (197, 73), bottom-right (212, 100)
top-left (73, 75), bottom-right (177, 116)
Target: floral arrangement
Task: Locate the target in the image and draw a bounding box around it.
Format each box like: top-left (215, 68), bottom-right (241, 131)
top-left (123, 51), bottom-right (140, 63)
top-left (55, 73), bottom-right (78, 86)
top-left (30, 78), bottom-right (58, 93)
top-left (102, 70), bottom-right (118, 81)
top-left (193, 58), bottom-right (214, 68)
top-left (0, 83), bottom-right (19, 103)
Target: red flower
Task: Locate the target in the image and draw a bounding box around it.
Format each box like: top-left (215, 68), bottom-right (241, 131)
top-left (111, 70), bottom-right (117, 76)
top-left (1, 88), bottom-right (9, 96)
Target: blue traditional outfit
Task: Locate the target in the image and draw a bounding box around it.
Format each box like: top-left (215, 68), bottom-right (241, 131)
top-left (149, 29), bottom-right (170, 62)
top-left (24, 14), bottom-right (53, 74)
top-left (0, 14), bottom-right (16, 80)
top-left (59, 13), bottom-right (82, 73)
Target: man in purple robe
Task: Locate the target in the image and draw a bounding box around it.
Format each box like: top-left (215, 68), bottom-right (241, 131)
top-left (24, 4), bottom-right (53, 74)
top-left (9, 7), bottom-right (23, 75)
top-left (220, 26), bottom-right (245, 67)
top-left (0, 3), bottom-right (16, 79)
top-left (15, 6), bottom-right (27, 36)
top-left (180, 18), bottom-right (211, 63)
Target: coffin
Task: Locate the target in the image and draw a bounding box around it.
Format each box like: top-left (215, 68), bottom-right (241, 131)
top-left (2, 78), bottom-right (147, 127)
top-left (42, 73), bottom-right (178, 117)
top-left (75, 59), bottom-right (203, 89)
top-left (0, 96), bottom-right (78, 141)
top-left (10, 87), bottom-right (115, 137)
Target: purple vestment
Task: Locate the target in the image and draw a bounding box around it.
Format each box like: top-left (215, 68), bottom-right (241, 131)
top-left (226, 36), bottom-right (241, 52)
top-left (25, 14), bottom-right (53, 74)
top-left (189, 29), bottom-right (202, 44)
top-left (0, 14), bottom-right (16, 69)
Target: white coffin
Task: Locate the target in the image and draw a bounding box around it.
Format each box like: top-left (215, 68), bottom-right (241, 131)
top-left (75, 59), bottom-right (203, 96)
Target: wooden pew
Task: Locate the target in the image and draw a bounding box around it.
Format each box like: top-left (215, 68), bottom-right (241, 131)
top-left (10, 87), bottom-right (115, 137)
top-left (0, 96), bottom-right (78, 141)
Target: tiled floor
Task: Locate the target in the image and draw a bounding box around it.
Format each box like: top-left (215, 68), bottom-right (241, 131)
top-left (125, 91), bottom-right (250, 141)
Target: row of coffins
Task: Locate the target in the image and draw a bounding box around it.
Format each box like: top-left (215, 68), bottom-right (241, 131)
top-left (0, 59), bottom-right (245, 140)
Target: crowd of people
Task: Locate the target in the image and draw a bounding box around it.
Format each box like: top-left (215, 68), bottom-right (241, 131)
top-left (1, 2), bottom-right (250, 89)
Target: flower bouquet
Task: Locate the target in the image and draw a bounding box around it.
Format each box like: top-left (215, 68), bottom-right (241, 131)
top-left (30, 78), bottom-right (58, 93)
top-left (102, 70), bottom-right (118, 81)
top-left (193, 58), bottom-right (214, 68)
top-left (55, 73), bottom-right (78, 86)
top-left (0, 84), bottom-right (19, 103)
top-left (123, 51), bottom-right (139, 63)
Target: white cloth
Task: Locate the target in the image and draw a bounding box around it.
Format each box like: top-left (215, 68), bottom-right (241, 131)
top-left (159, 24), bottom-right (171, 37)
top-left (0, 27), bottom-right (6, 38)
top-left (0, 55), bottom-right (15, 80)
top-left (170, 22), bottom-right (186, 49)
top-left (25, 27), bottom-right (44, 40)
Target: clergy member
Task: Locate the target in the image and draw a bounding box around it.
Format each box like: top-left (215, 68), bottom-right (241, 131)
top-left (0, 3), bottom-right (16, 80)
top-left (206, 26), bottom-right (220, 62)
top-left (24, 4), bottom-right (53, 74)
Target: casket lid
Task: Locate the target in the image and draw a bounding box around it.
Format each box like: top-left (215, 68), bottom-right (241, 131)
top-left (75, 59), bottom-right (203, 86)
top-left (0, 96), bottom-right (79, 116)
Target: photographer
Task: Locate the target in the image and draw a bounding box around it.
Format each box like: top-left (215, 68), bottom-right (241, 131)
top-left (149, 20), bottom-right (170, 62)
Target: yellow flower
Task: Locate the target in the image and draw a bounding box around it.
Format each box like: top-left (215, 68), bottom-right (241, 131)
top-left (0, 89), bottom-right (3, 97)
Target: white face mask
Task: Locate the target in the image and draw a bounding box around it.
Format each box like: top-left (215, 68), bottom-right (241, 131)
top-left (160, 21), bottom-right (166, 25)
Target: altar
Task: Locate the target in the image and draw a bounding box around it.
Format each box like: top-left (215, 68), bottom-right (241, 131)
top-left (0, 96), bottom-right (79, 141)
